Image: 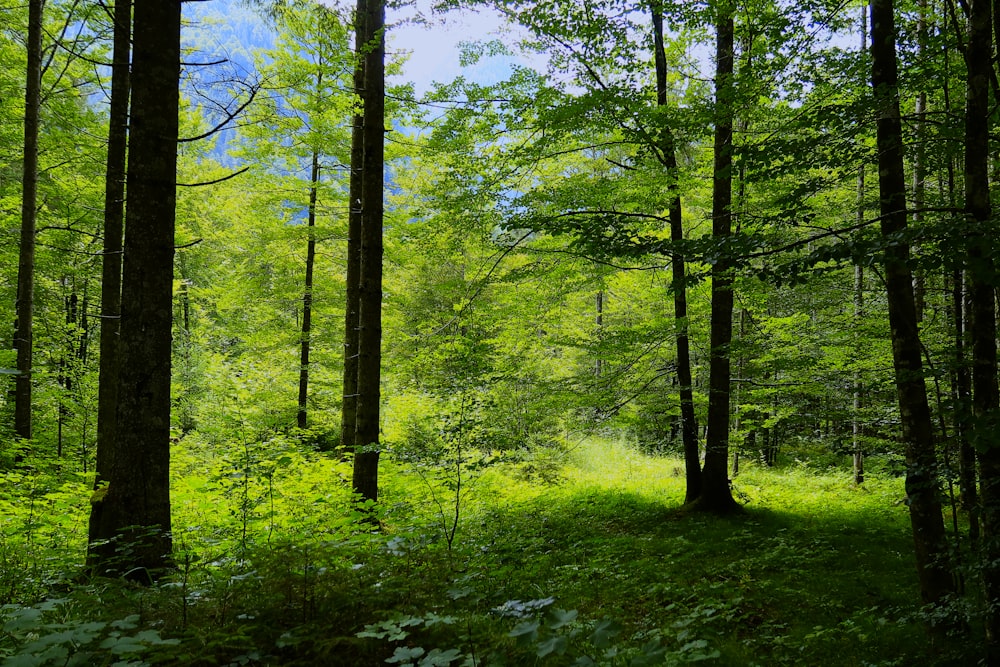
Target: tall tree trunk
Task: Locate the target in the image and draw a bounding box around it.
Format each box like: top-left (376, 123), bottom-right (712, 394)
top-left (690, 2), bottom-right (739, 513)
top-left (870, 0), bottom-right (955, 615)
top-left (911, 0), bottom-right (928, 324)
top-left (352, 0), bottom-right (385, 503)
top-left (651, 2), bottom-right (700, 503)
top-left (14, 0), bottom-right (44, 441)
top-left (90, 0), bottom-right (130, 555)
top-left (341, 16), bottom-right (365, 456)
top-left (298, 150), bottom-right (320, 430)
top-left (953, 268), bottom-right (979, 544)
top-left (940, 6), bottom-right (979, 548)
top-left (965, 0), bottom-right (1000, 653)
top-left (853, 6), bottom-right (867, 487)
top-left (88, 0), bottom-right (179, 580)
top-left (853, 260), bottom-right (865, 485)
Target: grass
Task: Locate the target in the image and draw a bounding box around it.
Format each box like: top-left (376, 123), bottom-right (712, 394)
top-left (0, 436), bottom-right (980, 666)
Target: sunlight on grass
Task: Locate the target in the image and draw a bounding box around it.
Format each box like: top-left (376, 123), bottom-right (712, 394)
top-left (0, 436), bottom-right (974, 666)
top-left (564, 436), bottom-right (688, 503)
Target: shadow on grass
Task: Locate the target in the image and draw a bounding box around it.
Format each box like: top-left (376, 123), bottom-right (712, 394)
top-left (462, 480), bottom-right (975, 666)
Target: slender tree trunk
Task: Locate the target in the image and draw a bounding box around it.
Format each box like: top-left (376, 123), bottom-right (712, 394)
top-left (352, 0), bottom-right (385, 503)
top-left (90, 0), bottom-right (130, 554)
top-left (870, 0), bottom-right (955, 615)
top-left (88, 0), bottom-right (179, 580)
top-left (953, 268), bottom-right (979, 544)
top-left (964, 0), bottom-right (1000, 653)
top-left (854, 5), bottom-right (867, 486)
top-left (651, 2), bottom-right (700, 502)
top-left (57, 283), bottom-right (79, 458)
top-left (853, 259), bottom-right (865, 486)
top-left (14, 0), bottom-right (44, 441)
top-left (690, 3), bottom-right (739, 513)
top-left (594, 290), bottom-right (603, 377)
top-left (939, 12), bottom-right (979, 548)
top-left (298, 150), bottom-right (320, 430)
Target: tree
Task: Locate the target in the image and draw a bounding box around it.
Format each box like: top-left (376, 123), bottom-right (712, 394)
top-left (90, 0), bottom-right (130, 548)
top-left (236, 2), bottom-right (352, 433)
top-left (651, 0), bottom-right (700, 502)
top-left (341, 56), bottom-right (363, 457)
top-left (869, 0), bottom-right (954, 614)
top-left (689, 0), bottom-right (739, 514)
top-left (88, 0), bottom-right (180, 579)
top-left (351, 0), bottom-right (385, 503)
top-left (13, 0), bottom-right (44, 441)
top-left (963, 0), bottom-right (1000, 653)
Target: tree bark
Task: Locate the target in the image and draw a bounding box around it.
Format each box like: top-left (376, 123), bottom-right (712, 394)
top-left (964, 0), bottom-right (1000, 653)
top-left (90, 0), bottom-right (130, 558)
top-left (853, 259), bottom-right (865, 486)
top-left (352, 0), bottom-right (385, 503)
top-left (13, 0), bottom-right (44, 441)
top-left (298, 149), bottom-right (320, 430)
top-left (340, 8), bottom-right (366, 456)
top-left (952, 269), bottom-right (979, 545)
top-left (689, 2), bottom-right (739, 514)
top-left (651, 1), bottom-right (700, 503)
top-left (853, 6), bottom-right (866, 487)
top-left (88, 0), bottom-right (179, 580)
top-left (870, 0), bottom-right (954, 615)
top-left (911, 0), bottom-right (928, 324)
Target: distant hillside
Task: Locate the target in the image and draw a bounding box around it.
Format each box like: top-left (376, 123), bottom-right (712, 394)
top-left (182, 0), bottom-right (277, 163)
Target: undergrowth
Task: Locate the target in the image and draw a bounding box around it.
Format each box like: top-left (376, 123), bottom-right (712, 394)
top-left (0, 436), bottom-right (979, 665)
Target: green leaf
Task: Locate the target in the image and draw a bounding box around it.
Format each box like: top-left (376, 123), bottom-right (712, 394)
top-left (386, 646), bottom-right (425, 664)
top-left (419, 648), bottom-right (463, 666)
top-left (508, 619), bottom-right (540, 643)
top-left (590, 618), bottom-right (622, 650)
top-left (546, 608), bottom-right (578, 630)
top-left (535, 635), bottom-right (568, 658)
top-left (629, 639), bottom-right (667, 666)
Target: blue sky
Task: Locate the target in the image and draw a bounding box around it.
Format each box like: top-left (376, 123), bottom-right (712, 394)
top-left (387, 1), bottom-right (537, 95)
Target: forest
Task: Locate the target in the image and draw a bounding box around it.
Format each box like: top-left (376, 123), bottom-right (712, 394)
top-left (0, 0), bottom-right (997, 663)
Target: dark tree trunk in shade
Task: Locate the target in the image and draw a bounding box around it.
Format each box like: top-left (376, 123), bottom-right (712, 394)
top-left (88, 0), bottom-right (179, 580)
top-left (651, 2), bottom-right (700, 503)
top-left (965, 0), bottom-right (1000, 653)
top-left (352, 0), bottom-right (385, 503)
top-left (297, 150), bottom-right (320, 430)
top-left (870, 0), bottom-right (955, 615)
top-left (89, 0), bottom-right (130, 558)
top-left (340, 11), bottom-right (365, 455)
top-left (14, 0), bottom-right (44, 441)
top-left (952, 270), bottom-right (979, 545)
top-left (690, 4), bottom-right (739, 514)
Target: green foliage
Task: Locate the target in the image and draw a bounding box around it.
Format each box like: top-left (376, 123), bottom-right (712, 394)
top-left (0, 435), bottom-right (980, 665)
top-left (0, 0), bottom-right (992, 665)
top-left (0, 601), bottom-right (179, 666)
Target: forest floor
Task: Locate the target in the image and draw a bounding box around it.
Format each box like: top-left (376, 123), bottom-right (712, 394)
top-left (0, 436), bottom-right (980, 666)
